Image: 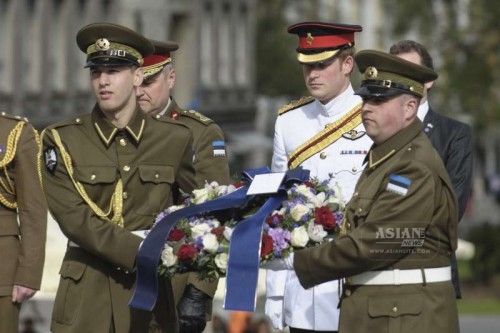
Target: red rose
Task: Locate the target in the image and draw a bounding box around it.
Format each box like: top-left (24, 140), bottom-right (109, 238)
top-left (211, 226), bottom-right (226, 241)
top-left (260, 233), bottom-right (274, 258)
top-left (177, 244), bottom-right (198, 262)
top-left (304, 181), bottom-right (315, 188)
top-left (168, 228), bottom-right (186, 241)
top-left (233, 180), bottom-right (245, 188)
top-left (314, 207), bottom-right (336, 230)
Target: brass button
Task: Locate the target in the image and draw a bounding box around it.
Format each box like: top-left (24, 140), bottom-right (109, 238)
top-left (320, 152), bottom-right (327, 159)
top-left (347, 222), bottom-right (351, 229)
top-left (352, 166), bottom-right (357, 172)
top-left (123, 165), bottom-right (130, 172)
top-left (407, 147), bottom-right (412, 151)
top-left (345, 289), bottom-right (351, 296)
top-left (155, 173), bottom-right (159, 179)
top-left (353, 192), bottom-right (359, 196)
top-left (90, 174), bottom-right (96, 180)
top-left (358, 208), bottom-right (362, 213)
top-left (123, 192), bottom-right (128, 200)
top-left (75, 118), bottom-right (81, 123)
top-left (119, 138), bottom-right (127, 146)
top-left (155, 114), bottom-right (161, 119)
top-left (392, 306), bottom-right (398, 313)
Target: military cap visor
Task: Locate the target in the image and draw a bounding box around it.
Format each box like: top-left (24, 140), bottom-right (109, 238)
top-left (76, 22), bottom-right (154, 68)
top-left (287, 22), bottom-right (362, 64)
top-left (142, 39), bottom-right (179, 79)
top-left (354, 50), bottom-right (438, 98)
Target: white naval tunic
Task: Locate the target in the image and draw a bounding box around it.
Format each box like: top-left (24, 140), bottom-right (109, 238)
top-left (266, 85), bottom-right (373, 331)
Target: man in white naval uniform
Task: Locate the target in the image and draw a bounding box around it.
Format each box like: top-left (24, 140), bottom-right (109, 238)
top-left (266, 22), bottom-right (372, 333)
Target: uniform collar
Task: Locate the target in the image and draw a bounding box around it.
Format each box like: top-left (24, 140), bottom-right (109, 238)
top-left (365, 118), bottom-right (423, 169)
top-left (417, 100), bottom-right (429, 121)
top-left (92, 105), bottom-right (146, 147)
top-left (158, 97), bottom-right (173, 117)
top-left (317, 84), bottom-right (357, 118)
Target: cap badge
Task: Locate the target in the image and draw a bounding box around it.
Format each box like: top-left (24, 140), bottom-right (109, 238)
top-left (306, 33), bottom-right (314, 45)
top-left (95, 38), bottom-right (110, 51)
top-left (366, 66), bottom-right (378, 78)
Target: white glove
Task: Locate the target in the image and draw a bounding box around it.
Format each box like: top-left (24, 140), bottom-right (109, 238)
top-left (265, 296), bottom-right (285, 330)
top-left (260, 253), bottom-right (294, 270)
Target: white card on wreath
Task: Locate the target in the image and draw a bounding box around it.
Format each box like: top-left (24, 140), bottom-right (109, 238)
top-left (246, 172), bottom-right (286, 195)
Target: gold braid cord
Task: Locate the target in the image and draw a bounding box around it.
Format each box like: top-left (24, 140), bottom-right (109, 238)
top-left (51, 129), bottom-right (124, 227)
top-left (0, 121), bottom-right (25, 209)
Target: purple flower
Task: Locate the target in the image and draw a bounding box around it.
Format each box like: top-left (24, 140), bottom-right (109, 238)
top-left (268, 228), bottom-right (291, 252)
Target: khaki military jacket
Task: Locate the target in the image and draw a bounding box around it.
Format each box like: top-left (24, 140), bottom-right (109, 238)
top-left (41, 106), bottom-right (198, 333)
top-left (165, 99), bottom-right (230, 314)
top-left (165, 98), bottom-right (230, 186)
top-left (0, 113), bottom-right (47, 297)
top-left (295, 119), bottom-right (459, 333)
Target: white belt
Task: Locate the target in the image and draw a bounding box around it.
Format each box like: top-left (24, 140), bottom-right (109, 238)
top-left (68, 229), bottom-right (148, 248)
top-left (350, 266), bottom-right (451, 286)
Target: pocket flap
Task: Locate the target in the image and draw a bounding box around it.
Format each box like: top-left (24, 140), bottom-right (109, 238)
top-left (368, 293), bottom-right (423, 318)
top-left (73, 166), bottom-right (116, 184)
top-left (59, 261), bottom-right (87, 282)
top-left (138, 165), bottom-right (174, 184)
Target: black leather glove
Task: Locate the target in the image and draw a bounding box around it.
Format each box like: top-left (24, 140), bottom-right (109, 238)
top-left (177, 284), bottom-right (212, 333)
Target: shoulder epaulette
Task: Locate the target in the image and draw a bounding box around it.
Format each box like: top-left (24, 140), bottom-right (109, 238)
top-left (0, 111), bottom-right (29, 123)
top-left (45, 116), bottom-right (85, 130)
top-left (179, 110), bottom-right (214, 125)
top-left (278, 96), bottom-right (315, 116)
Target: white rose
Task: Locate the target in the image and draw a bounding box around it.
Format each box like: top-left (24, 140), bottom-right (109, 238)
top-left (215, 253), bottom-right (229, 271)
top-left (161, 245), bottom-right (178, 267)
top-left (310, 192), bottom-right (326, 207)
top-left (191, 223), bottom-right (212, 238)
top-left (223, 226), bottom-right (233, 241)
top-left (307, 222), bottom-right (327, 242)
top-left (291, 226), bottom-right (309, 247)
top-left (202, 233), bottom-right (220, 253)
top-left (192, 187), bottom-right (210, 204)
top-left (326, 195), bottom-right (345, 211)
top-left (290, 203), bottom-right (310, 222)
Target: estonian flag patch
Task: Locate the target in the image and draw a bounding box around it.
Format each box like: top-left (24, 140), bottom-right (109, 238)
top-left (212, 140), bottom-right (226, 157)
top-left (386, 174), bottom-right (411, 196)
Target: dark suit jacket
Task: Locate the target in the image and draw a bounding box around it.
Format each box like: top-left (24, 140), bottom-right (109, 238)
top-left (423, 108), bottom-right (473, 298)
top-left (422, 108), bottom-right (473, 220)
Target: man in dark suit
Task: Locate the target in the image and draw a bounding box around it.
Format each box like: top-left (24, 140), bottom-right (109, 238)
top-left (390, 40), bottom-right (473, 298)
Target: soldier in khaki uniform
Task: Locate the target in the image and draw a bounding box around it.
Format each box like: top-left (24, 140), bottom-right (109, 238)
top-left (0, 113), bottom-right (47, 333)
top-left (40, 23), bottom-right (198, 333)
top-left (137, 39), bottom-right (231, 333)
top-left (264, 50), bottom-right (459, 333)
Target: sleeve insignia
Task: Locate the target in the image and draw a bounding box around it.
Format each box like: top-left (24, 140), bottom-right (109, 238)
top-left (278, 96), bottom-right (315, 115)
top-left (44, 147), bottom-right (58, 174)
top-left (386, 174), bottom-right (411, 196)
top-left (212, 140), bottom-right (226, 157)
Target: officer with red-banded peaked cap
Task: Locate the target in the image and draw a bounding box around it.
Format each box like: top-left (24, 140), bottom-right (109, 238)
top-left (287, 22), bottom-right (362, 64)
top-left (76, 22), bottom-right (154, 68)
top-left (142, 39), bottom-right (179, 79)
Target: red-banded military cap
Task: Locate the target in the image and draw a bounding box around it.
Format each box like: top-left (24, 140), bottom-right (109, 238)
top-left (287, 22), bottom-right (362, 64)
top-left (76, 22), bottom-right (154, 68)
top-left (142, 39), bottom-right (179, 79)
top-left (354, 50), bottom-right (438, 98)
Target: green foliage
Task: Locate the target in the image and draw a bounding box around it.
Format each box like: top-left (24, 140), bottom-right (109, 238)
top-left (255, 0), bottom-right (307, 97)
top-left (383, 0), bottom-right (500, 127)
top-left (467, 222), bottom-right (500, 284)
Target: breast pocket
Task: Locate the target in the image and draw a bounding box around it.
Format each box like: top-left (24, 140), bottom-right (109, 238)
top-left (136, 164), bottom-right (175, 216)
top-left (73, 166), bottom-right (118, 204)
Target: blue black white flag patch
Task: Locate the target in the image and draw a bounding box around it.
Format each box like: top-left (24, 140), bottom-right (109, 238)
top-left (212, 140), bottom-right (226, 157)
top-left (44, 147), bottom-right (58, 174)
top-left (386, 174), bottom-right (411, 196)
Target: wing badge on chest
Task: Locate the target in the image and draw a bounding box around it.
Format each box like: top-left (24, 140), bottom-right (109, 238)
top-left (342, 129), bottom-right (366, 140)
